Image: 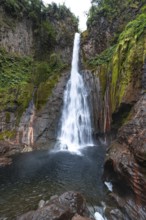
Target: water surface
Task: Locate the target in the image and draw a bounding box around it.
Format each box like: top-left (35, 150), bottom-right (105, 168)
top-left (0, 144), bottom-right (106, 219)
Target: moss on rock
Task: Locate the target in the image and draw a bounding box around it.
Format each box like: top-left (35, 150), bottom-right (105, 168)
top-left (0, 130), bottom-right (16, 141)
top-left (111, 12), bottom-right (146, 111)
top-left (34, 73), bottom-right (61, 110)
top-left (87, 12), bottom-right (146, 114)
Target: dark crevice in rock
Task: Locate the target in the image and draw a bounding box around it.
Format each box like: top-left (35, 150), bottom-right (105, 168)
top-left (103, 159), bottom-right (134, 198)
top-left (111, 103), bottom-right (133, 131)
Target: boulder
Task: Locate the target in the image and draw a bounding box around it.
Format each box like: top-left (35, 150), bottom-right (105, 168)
top-left (0, 156), bottom-right (12, 167)
top-left (72, 214), bottom-right (92, 220)
top-left (17, 191), bottom-right (90, 220)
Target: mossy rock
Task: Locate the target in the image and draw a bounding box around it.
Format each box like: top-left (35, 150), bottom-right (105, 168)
top-left (5, 112), bottom-right (10, 123)
top-left (110, 12), bottom-right (146, 111)
top-left (34, 73), bottom-right (60, 110)
top-left (88, 12), bottom-right (146, 113)
top-left (0, 130), bottom-right (16, 141)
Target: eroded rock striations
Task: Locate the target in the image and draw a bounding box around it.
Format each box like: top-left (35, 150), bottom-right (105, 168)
top-left (104, 93), bottom-right (146, 220)
top-left (81, 1), bottom-right (146, 219)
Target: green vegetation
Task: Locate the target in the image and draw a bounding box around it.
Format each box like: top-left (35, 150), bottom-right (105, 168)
top-left (0, 48), bottom-right (34, 120)
top-left (87, 11), bottom-right (146, 112)
top-left (88, 0), bottom-right (144, 23)
top-left (87, 0), bottom-right (145, 45)
top-left (40, 20), bottom-right (56, 50)
top-left (1, 0), bottom-right (78, 59)
top-left (32, 54), bottom-right (67, 85)
top-left (0, 48), bottom-right (33, 88)
top-left (89, 45), bottom-right (116, 66)
top-left (1, 0), bottom-right (43, 19)
top-left (0, 1), bottom-right (78, 141)
top-left (0, 44), bottom-right (68, 136)
top-left (0, 0), bottom-right (78, 129)
top-left (34, 73), bottom-right (61, 110)
top-left (33, 53), bottom-right (67, 109)
top-left (119, 13), bottom-right (146, 43)
top-left (111, 12), bottom-right (146, 111)
top-left (1, 0), bottom-right (78, 26)
top-left (0, 130), bottom-right (16, 141)
top-left (0, 47), bottom-right (67, 114)
top-left (44, 2), bottom-right (78, 23)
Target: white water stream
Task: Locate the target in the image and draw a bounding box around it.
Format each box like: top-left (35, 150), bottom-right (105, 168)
top-left (56, 33), bottom-right (93, 153)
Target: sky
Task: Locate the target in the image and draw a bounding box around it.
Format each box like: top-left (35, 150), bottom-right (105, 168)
top-left (42, 0), bottom-right (91, 31)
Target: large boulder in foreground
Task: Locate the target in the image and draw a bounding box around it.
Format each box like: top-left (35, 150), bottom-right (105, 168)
top-left (17, 191), bottom-right (92, 220)
top-left (103, 93), bottom-right (146, 220)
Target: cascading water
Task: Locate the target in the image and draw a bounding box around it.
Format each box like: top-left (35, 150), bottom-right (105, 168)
top-left (56, 33), bottom-right (94, 153)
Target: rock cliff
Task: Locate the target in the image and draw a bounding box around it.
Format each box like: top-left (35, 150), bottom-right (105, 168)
top-left (82, 0), bottom-right (144, 60)
top-left (0, 1), bottom-right (78, 163)
top-left (1, 1), bottom-right (146, 218)
top-left (0, 8), bottom-right (33, 56)
top-left (104, 92), bottom-right (146, 220)
top-left (82, 8), bottom-right (146, 133)
top-left (18, 71), bottom-right (69, 147)
top-left (81, 1), bottom-right (146, 219)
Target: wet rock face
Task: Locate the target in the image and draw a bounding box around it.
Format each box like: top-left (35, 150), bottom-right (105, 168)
top-left (33, 72), bottom-right (69, 146)
top-left (108, 208), bottom-right (126, 220)
top-left (82, 70), bottom-right (112, 135)
top-left (17, 191), bottom-right (92, 220)
top-left (104, 93), bottom-right (146, 220)
top-left (0, 72), bottom-right (69, 159)
top-left (82, 70), bottom-right (102, 135)
top-left (14, 72), bottom-right (69, 148)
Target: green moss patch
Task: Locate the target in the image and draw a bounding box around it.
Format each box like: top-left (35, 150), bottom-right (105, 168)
top-left (87, 12), bottom-right (146, 114)
top-left (111, 12), bottom-right (146, 111)
top-left (0, 130), bottom-right (16, 141)
top-left (0, 47), bottom-right (34, 117)
top-left (34, 73), bottom-right (61, 110)
top-left (88, 45), bottom-right (116, 67)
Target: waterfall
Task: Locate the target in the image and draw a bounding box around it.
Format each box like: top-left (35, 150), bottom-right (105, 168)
top-left (56, 33), bottom-right (94, 153)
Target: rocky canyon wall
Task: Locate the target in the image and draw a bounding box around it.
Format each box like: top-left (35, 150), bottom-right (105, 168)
top-left (81, 2), bottom-right (146, 219)
top-left (17, 71), bottom-right (69, 148)
top-left (82, 10), bottom-right (146, 133)
top-left (82, 0), bottom-right (144, 60)
top-left (0, 3), bottom-right (78, 162)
